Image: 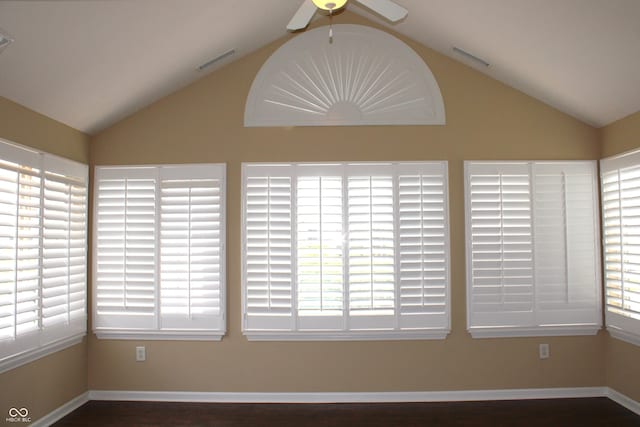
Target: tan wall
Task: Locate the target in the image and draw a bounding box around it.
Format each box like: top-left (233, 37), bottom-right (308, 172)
top-left (0, 96), bottom-right (89, 422)
top-left (89, 13), bottom-right (604, 393)
top-left (600, 110), bottom-right (640, 402)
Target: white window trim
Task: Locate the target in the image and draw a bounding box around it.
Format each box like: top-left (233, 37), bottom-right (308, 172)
top-left (0, 333), bottom-right (84, 374)
top-left (601, 148), bottom-right (640, 347)
top-left (464, 161), bottom-right (602, 339)
top-left (0, 138), bottom-right (88, 373)
top-left (92, 163), bottom-right (226, 341)
top-left (241, 161), bottom-right (451, 341)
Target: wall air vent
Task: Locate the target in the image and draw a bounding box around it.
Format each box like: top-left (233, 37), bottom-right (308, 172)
top-left (453, 46), bottom-right (490, 68)
top-left (197, 49), bottom-right (236, 71)
top-left (0, 29), bottom-right (14, 53)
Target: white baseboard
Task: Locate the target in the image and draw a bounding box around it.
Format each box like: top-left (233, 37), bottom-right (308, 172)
top-left (89, 386), bottom-right (607, 404)
top-left (31, 391), bottom-right (89, 427)
top-left (35, 386), bottom-right (640, 426)
top-left (606, 388), bottom-right (640, 416)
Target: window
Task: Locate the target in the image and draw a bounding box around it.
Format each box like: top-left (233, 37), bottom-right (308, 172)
top-left (464, 161), bottom-right (601, 338)
top-left (93, 164), bottom-right (226, 340)
top-left (601, 150), bottom-right (640, 346)
top-left (242, 162), bottom-right (450, 340)
top-left (0, 139), bottom-right (87, 373)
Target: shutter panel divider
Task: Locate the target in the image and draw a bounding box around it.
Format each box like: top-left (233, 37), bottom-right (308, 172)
top-left (393, 165), bottom-right (401, 330)
top-left (291, 166), bottom-right (298, 331)
top-left (529, 163), bottom-right (538, 327)
top-left (37, 157), bottom-right (45, 333)
top-left (342, 165), bottom-right (350, 332)
top-left (154, 168), bottom-right (161, 331)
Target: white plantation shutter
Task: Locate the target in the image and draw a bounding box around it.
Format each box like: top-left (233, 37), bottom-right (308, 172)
top-left (159, 165), bottom-right (224, 331)
top-left (464, 161), bottom-right (601, 338)
top-left (242, 162), bottom-right (450, 340)
top-left (296, 167), bottom-right (343, 331)
top-left (0, 139), bottom-right (87, 372)
top-left (243, 166), bottom-right (293, 331)
top-left (347, 166), bottom-right (395, 330)
top-left (398, 163), bottom-right (450, 330)
top-left (94, 168), bottom-right (157, 330)
top-left (601, 151), bottom-right (640, 345)
top-left (93, 164), bottom-right (226, 340)
top-left (533, 163), bottom-right (600, 326)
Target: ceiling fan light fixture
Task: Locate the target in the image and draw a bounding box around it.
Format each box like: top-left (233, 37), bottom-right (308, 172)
top-left (312, 0), bottom-right (347, 11)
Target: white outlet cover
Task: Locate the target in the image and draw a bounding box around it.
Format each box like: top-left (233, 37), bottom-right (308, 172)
top-left (136, 346), bottom-right (146, 362)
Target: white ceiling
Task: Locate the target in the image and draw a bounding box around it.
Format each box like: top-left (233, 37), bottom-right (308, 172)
top-left (0, 0), bottom-right (638, 135)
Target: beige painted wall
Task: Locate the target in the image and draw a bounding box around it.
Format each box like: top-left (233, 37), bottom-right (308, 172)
top-left (88, 13), bottom-right (604, 393)
top-left (0, 96), bottom-right (89, 422)
top-left (600, 110), bottom-right (640, 402)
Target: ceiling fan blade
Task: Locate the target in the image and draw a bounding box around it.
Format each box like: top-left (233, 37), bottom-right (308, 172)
top-left (287, 1), bottom-right (318, 31)
top-left (355, 0), bottom-right (408, 22)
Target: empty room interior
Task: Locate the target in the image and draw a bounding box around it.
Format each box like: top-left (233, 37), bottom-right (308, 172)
top-left (1, 0), bottom-right (640, 425)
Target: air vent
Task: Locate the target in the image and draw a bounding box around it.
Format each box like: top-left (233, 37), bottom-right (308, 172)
top-left (453, 46), bottom-right (489, 67)
top-left (197, 49), bottom-right (236, 71)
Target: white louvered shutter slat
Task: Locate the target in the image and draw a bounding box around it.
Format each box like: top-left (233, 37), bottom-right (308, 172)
top-left (601, 152), bottom-right (640, 342)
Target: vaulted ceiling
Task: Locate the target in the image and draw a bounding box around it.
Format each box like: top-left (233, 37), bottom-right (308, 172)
top-left (0, 0), bottom-right (638, 135)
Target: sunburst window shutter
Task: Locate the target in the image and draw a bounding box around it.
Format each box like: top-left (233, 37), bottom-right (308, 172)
top-left (465, 161), bottom-right (601, 338)
top-left (242, 162), bottom-right (450, 340)
top-left (601, 151), bottom-right (640, 345)
top-left (93, 164), bottom-right (226, 340)
top-left (0, 139), bottom-right (87, 372)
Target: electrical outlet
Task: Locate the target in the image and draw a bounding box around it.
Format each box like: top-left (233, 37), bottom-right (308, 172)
top-left (539, 343), bottom-right (549, 359)
top-left (136, 346), bottom-right (146, 362)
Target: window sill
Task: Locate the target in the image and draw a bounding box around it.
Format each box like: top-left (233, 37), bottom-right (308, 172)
top-left (94, 330), bottom-right (225, 341)
top-left (0, 333), bottom-right (85, 374)
top-left (243, 330), bottom-right (450, 341)
top-left (607, 327), bottom-right (640, 347)
top-left (468, 325), bottom-right (601, 339)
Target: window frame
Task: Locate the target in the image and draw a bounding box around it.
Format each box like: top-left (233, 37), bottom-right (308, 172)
top-left (92, 163), bottom-right (227, 341)
top-left (464, 160), bottom-right (602, 339)
top-left (0, 138), bottom-right (87, 374)
top-left (241, 161), bottom-right (451, 341)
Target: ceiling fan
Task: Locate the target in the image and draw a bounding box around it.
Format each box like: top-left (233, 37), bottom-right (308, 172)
top-left (287, 0), bottom-right (408, 31)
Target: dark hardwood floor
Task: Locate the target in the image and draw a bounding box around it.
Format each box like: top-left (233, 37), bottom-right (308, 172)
top-left (52, 398), bottom-right (640, 426)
